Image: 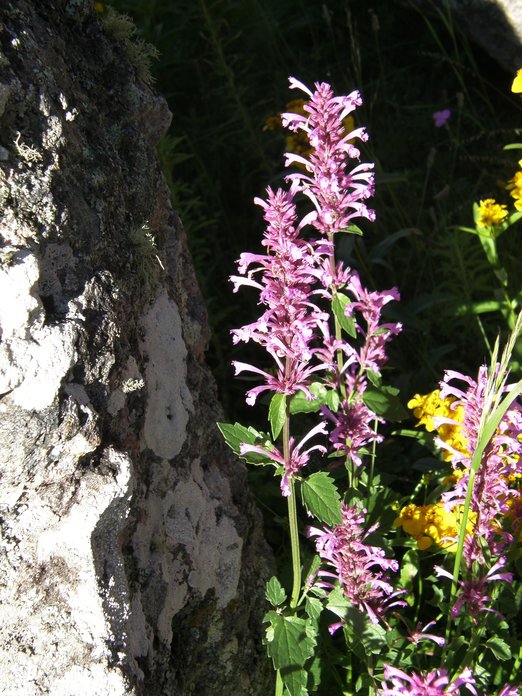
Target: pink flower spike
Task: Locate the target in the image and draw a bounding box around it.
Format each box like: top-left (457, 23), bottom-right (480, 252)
top-left (309, 503), bottom-right (404, 625)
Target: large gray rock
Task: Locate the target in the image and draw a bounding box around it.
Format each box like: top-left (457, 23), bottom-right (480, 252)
top-left (406, 0), bottom-right (522, 72)
top-left (0, 1), bottom-right (272, 694)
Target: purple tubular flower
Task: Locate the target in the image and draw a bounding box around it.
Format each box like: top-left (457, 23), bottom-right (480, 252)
top-left (433, 109), bottom-right (451, 127)
top-left (435, 562), bottom-right (513, 622)
top-left (344, 274), bottom-right (402, 373)
top-left (497, 686), bottom-right (520, 696)
top-left (321, 398), bottom-right (384, 467)
top-left (308, 503), bottom-right (405, 625)
top-left (232, 356), bottom-right (327, 406)
top-left (405, 620), bottom-right (445, 648)
top-left (240, 422), bottom-right (327, 495)
top-left (379, 665), bottom-right (477, 695)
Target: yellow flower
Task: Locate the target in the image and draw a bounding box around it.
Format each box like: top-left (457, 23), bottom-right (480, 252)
top-left (512, 69), bottom-right (522, 94)
top-left (477, 198), bottom-right (508, 228)
top-left (94, 2), bottom-right (105, 12)
top-left (395, 502), bottom-right (475, 551)
top-left (408, 389), bottom-right (469, 461)
top-left (443, 466), bottom-right (465, 486)
top-left (506, 169), bottom-right (522, 211)
top-left (407, 390), bottom-right (451, 432)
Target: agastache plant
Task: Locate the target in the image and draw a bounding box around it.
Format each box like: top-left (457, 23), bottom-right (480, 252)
top-left (218, 77), bottom-right (522, 696)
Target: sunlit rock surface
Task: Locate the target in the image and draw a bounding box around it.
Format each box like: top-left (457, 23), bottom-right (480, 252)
top-left (0, 2), bottom-right (272, 694)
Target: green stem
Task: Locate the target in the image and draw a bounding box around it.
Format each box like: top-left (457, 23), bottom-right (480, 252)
top-left (282, 391), bottom-right (301, 609)
top-left (287, 477), bottom-right (301, 608)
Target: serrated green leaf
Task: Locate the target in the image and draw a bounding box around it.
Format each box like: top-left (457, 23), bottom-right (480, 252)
top-left (281, 666), bottom-right (308, 696)
top-left (342, 605), bottom-right (387, 655)
top-left (300, 472), bottom-right (342, 526)
top-left (266, 615), bottom-right (316, 670)
top-left (325, 586), bottom-right (351, 619)
top-left (269, 393), bottom-right (287, 440)
top-left (289, 391), bottom-right (322, 415)
top-left (289, 383), bottom-right (339, 415)
top-left (367, 369), bottom-right (382, 387)
top-left (217, 421), bottom-right (255, 454)
top-left (307, 653), bottom-right (322, 692)
top-left (217, 422), bottom-right (275, 465)
top-left (332, 293), bottom-right (357, 338)
top-left (266, 576), bottom-right (287, 607)
top-left (303, 553), bottom-right (322, 589)
top-left (325, 389), bottom-right (340, 412)
top-left (305, 596), bottom-right (323, 622)
top-left (485, 636), bottom-right (511, 661)
top-left (363, 385), bottom-right (409, 421)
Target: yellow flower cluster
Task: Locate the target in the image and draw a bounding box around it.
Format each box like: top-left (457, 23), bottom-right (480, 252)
top-left (506, 163), bottom-right (522, 212)
top-left (476, 198), bottom-right (508, 228)
top-left (512, 68), bottom-right (522, 94)
top-left (407, 390), bottom-right (468, 460)
top-left (394, 502), bottom-right (476, 551)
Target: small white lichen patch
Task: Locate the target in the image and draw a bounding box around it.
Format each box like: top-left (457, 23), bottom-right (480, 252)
top-left (14, 131), bottom-right (42, 162)
top-left (107, 356), bottom-right (145, 415)
top-left (121, 378), bottom-right (144, 393)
